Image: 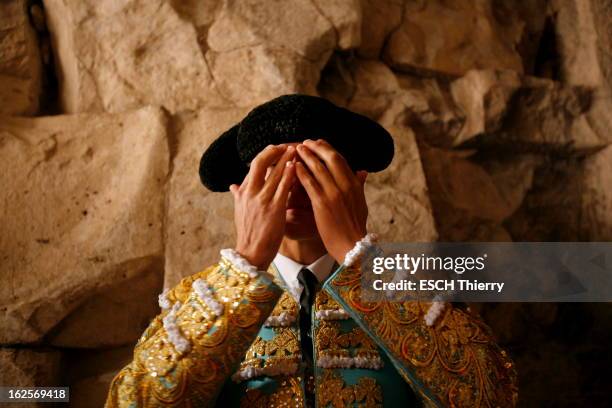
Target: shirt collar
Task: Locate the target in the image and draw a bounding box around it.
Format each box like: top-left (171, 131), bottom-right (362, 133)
top-left (272, 252), bottom-right (336, 300)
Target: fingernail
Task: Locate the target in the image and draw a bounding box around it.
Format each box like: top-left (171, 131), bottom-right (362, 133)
top-left (286, 161), bottom-right (293, 167)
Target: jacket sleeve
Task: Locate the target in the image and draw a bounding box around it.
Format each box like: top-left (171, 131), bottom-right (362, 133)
top-left (323, 258), bottom-right (518, 408)
top-left (105, 252), bottom-right (283, 407)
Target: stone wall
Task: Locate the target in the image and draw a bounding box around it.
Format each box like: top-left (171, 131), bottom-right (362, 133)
top-left (0, 0), bottom-right (610, 406)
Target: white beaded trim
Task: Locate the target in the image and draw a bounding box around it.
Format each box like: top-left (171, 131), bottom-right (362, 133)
top-left (315, 308), bottom-right (350, 320)
top-left (158, 289), bottom-right (171, 311)
top-left (192, 279), bottom-right (224, 317)
top-left (162, 302), bottom-right (191, 354)
top-left (231, 359), bottom-right (300, 382)
top-left (424, 301), bottom-right (446, 326)
top-left (264, 311), bottom-right (296, 327)
top-left (343, 233), bottom-right (378, 267)
top-left (317, 354), bottom-right (384, 370)
top-left (220, 248), bottom-right (259, 278)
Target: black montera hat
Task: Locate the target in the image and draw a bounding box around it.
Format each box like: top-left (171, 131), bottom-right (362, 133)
top-left (199, 94), bottom-right (394, 192)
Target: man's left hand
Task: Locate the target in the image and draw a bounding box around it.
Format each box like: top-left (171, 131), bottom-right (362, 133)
top-left (295, 139), bottom-right (368, 264)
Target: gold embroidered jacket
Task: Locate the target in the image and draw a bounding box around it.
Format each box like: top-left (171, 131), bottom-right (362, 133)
top-left (105, 254), bottom-right (517, 407)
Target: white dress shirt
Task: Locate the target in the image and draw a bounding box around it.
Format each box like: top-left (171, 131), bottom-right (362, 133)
top-left (272, 253), bottom-right (336, 302)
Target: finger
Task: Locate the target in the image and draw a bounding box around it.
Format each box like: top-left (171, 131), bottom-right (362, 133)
top-left (295, 162), bottom-right (322, 203)
top-left (229, 184), bottom-right (240, 198)
top-left (261, 146), bottom-right (296, 198)
top-left (245, 145), bottom-right (287, 192)
top-left (273, 161), bottom-right (295, 204)
top-left (303, 139), bottom-right (355, 192)
top-left (356, 171), bottom-right (368, 185)
top-left (296, 144), bottom-right (337, 196)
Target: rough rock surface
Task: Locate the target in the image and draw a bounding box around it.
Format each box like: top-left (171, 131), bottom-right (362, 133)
top-left (0, 107), bottom-right (169, 344)
top-left (0, 348), bottom-right (61, 386)
top-left (202, 0), bottom-right (359, 107)
top-left (363, 123), bottom-right (437, 244)
top-left (551, 0), bottom-right (612, 148)
top-left (358, 89), bottom-right (438, 243)
top-left (321, 55), bottom-right (466, 146)
top-left (553, 0), bottom-right (610, 90)
top-left (42, 0), bottom-right (227, 114)
top-left (42, 0), bottom-right (361, 113)
top-left (313, 0), bottom-right (362, 50)
top-left (507, 145), bottom-right (612, 241)
top-left (580, 145), bottom-right (612, 240)
top-left (320, 57), bottom-right (401, 118)
top-left (418, 145), bottom-right (538, 241)
top-left (47, 265), bottom-right (163, 348)
top-left (383, 0), bottom-right (535, 76)
top-left (0, 0), bottom-right (42, 116)
top-left (501, 0), bottom-right (612, 243)
top-left (357, 0), bottom-right (403, 59)
top-left (393, 74), bottom-right (465, 148)
top-left (590, 0), bottom-right (612, 94)
top-left (322, 61), bottom-right (609, 154)
top-left (450, 70), bottom-right (610, 151)
top-left (164, 107), bottom-right (247, 288)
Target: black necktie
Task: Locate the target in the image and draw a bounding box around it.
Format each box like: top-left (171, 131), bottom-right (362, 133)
top-left (297, 267), bottom-right (318, 365)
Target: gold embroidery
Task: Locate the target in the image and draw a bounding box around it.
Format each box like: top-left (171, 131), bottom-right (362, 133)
top-left (354, 377), bottom-right (384, 408)
top-left (245, 328), bottom-right (301, 359)
top-left (327, 265), bottom-right (518, 407)
top-left (274, 292), bottom-right (299, 316)
top-left (315, 321), bottom-right (381, 362)
top-left (106, 262), bottom-right (282, 407)
top-left (315, 290), bottom-right (343, 312)
top-left (231, 302), bottom-right (262, 328)
top-left (237, 327), bottom-right (302, 378)
top-left (207, 261), bottom-right (252, 304)
top-left (267, 328), bottom-right (301, 356)
top-left (200, 310), bottom-right (230, 348)
top-left (247, 336), bottom-right (267, 358)
top-left (317, 370), bottom-right (383, 408)
top-left (177, 295), bottom-right (215, 340)
top-left (240, 376), bottom-right (304, 408)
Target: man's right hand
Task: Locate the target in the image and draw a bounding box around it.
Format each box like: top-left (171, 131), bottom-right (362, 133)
top-left (230, 144), bottom-right (296, 270)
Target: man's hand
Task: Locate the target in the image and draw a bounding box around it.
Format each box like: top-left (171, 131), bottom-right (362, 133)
top-left (295, 139), bottom-right (368, 264)
top-left (231, 145), bottom-right (296, 270)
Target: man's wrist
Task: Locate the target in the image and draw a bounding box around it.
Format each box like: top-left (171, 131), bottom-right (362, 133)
top-left (332, 242), bottom-right (356, 265)
top-left (234, 245), bottom-right (271, 271)
top-left (331, 234), bottom-right (365, 265)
